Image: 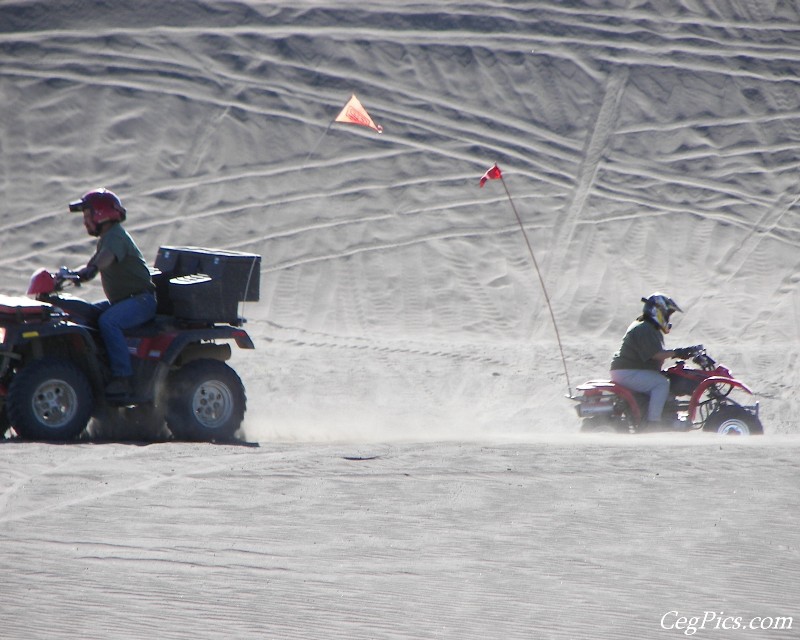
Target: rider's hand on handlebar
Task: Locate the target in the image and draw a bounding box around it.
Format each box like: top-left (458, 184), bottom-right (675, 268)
top-left (673, 345), bottom-right (703, 360)
top-left (76, 265), bottom-right (98, 282)
top-left (54, 266), bottom-right (76, 284)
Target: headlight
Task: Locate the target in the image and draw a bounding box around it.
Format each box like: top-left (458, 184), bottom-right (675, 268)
top-left (0, 327), bottom-right (5, 344)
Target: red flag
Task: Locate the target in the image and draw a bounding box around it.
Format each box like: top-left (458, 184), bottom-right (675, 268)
top-left (334, 94), bottom-right (383, 133)
top-left (479, 163), bottom-right (502, 187)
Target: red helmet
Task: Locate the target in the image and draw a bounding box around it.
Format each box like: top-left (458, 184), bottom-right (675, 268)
top-left (69, 188), bottom-right (127, 225)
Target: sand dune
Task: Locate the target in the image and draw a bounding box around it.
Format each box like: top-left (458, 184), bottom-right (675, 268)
top-left (1, 1), bottom-right (799, 638)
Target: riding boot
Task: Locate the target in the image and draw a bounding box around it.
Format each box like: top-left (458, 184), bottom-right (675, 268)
top-left (105, 376), bottom-right (133, 399)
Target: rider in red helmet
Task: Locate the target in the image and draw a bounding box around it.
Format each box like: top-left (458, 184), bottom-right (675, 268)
top-left (73, 188), bottom-right (128, 231)
top-left (70, 188), bottom-right (156, 400)
top-left (610, 293), bottom-right (688, 430)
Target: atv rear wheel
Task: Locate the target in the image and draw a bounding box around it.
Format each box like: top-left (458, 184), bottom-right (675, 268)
top-left (579, 417), bottom-right (625, 434)
top-left (166, 359), bottom-right (246, 442)
top-left (1, 405), bottom-right (9, 439)
top-left (703, 405), bottom-right (763, 436)
top-left (7, 358), bottom-right (94, 441)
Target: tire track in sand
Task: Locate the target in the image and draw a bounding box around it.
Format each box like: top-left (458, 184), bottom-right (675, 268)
top-left (547, 66), bottom-right (629, 284)
top-left (0, 451), bottom-right (244, 526)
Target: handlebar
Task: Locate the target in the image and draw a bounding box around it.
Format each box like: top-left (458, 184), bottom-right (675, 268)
top-left (55, 266), bottom-right (82, 288)
top-left (692, 350), bottom-right (716, 368)
top-left (674, 344), bottom-right (704, 360)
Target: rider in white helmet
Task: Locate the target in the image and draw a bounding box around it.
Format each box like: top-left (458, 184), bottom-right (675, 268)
top-left (610, 293), bottom-right (687, 429)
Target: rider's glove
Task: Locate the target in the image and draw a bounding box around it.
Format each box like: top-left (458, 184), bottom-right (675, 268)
top-left (674, 345), bottom-right (702, 359)
top-left (76, 265), bottom-right (98, 282)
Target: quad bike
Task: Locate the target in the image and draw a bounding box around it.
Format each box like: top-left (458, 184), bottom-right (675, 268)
top-left (0, 246), bottom-right (260, 442)
top-left (572, 346), bottom-right (763, 435)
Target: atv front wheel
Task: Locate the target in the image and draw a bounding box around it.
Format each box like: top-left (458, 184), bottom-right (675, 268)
top-left (166, 359), bottom-right (246, 442)
top-left (703, 406), bottom-right (763, 436)
top-left (7, 358), bottom-right (94, 441)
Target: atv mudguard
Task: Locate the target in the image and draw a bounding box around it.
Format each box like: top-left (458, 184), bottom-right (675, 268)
top-left (124, 323), bottom-right (255, 405)
top-left (132, 324), bottom-right (255, 367)
top-left (576, 380), bottom-right (644, 424)
top-left (687, 375), bottom-right (753, 422)
top-left (2, 319), bottom-right (99, 362)
top-left (0, 319), bottom-right (105, 392)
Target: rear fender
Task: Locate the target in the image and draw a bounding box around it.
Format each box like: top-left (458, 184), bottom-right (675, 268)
top-left (174, 342), bottom-right (232, 366)
top-left (229, 328), bottom-right (255, 349)
top-left (576, 380), bottom-right (642, 423)
top-left (134, 328), bottom-right (251, 403)
top-left (160, 327), bottom-right (254, 367)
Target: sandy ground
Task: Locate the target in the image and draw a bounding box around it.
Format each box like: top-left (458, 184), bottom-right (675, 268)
top-left (2, 438), bottom-right (799, 640)
top-left (1, 1), bottom-right (799, 638)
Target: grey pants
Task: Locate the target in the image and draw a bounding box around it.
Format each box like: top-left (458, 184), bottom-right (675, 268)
top-left (610, 369), bottom-right (669, 422)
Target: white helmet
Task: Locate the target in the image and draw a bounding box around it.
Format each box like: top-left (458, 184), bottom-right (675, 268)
top-left (641, 292), bottom-right (682, 333)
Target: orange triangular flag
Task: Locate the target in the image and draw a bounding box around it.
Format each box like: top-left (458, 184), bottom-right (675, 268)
top-left (334, 94), bottom-right (383, 133)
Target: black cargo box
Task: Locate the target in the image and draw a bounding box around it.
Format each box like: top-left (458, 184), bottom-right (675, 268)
top-left (167, 274), bottom-right (238, 323)
top-left (153, 246), bottom-right (261, 323)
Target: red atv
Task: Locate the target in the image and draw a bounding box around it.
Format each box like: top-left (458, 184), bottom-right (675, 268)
top-left (572, 346), bottom-right (763, 435)
top-left (0, 246), bottom-right (260, 442)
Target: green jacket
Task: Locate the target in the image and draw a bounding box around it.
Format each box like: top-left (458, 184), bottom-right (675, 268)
top-left (96, 223), bottom-right (153, 304)
top-left (610, 319), bottom-right (664, 372)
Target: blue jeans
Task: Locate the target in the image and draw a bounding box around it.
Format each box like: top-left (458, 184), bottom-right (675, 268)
top-left (96, 292), bottom-right (157, 378)
top-left (610, 369), bottom-right (670, 423)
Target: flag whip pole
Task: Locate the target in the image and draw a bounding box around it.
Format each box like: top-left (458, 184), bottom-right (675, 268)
top-left (302, 121), bottom-right (334, 168)
top-left (488, 164), bottom-right (572, 397)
